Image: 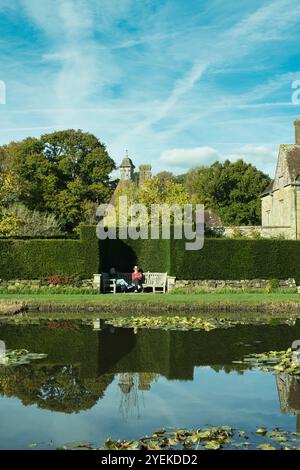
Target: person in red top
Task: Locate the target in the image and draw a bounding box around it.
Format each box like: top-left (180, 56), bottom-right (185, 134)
top-left (131, 266), bottom-right (143, 292)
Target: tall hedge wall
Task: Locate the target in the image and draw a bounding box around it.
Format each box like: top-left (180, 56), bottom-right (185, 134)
top-left (1, 225), bottom-right (300, 282)
top-left (98, 233), bottom-right (300, 283)
top-left (0, 225), bottom-right (99, 279)
top-left (169, 238), bottom-right (300, 282)
top-left (99, 237), bottom-right (171, 273)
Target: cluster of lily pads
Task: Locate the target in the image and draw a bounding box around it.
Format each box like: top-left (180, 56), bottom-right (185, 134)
top-left (59, 426), bottom-right (300, 451)
top-left (0, 348), bottom-right (47, 367)
top-left (107, 316), bottom-right (243, 331)
top-left (234, 348), bottom-right (300, 375)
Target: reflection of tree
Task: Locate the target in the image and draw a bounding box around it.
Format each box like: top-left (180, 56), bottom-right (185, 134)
top-left (210, 365), bottom-right (247, 375)
top-left (0, 364), bottom-right (113, 413)
top-left (118, 372), bottom-right (159, 420)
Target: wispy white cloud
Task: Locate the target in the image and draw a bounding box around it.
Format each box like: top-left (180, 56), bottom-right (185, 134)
top-left (160, 144), bottom-right (278, 176)
top-left (161, 147), bottom-right (220, 168)
top-left (1, 0), bottom-right (300, 179)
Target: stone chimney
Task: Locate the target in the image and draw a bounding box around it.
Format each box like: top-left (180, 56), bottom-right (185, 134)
top-left (139, 164), bottom-right (152, 186)
top-left (294, 119), bottom-right (300, 145)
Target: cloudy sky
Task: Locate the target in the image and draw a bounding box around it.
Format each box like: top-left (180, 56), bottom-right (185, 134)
top-left (0, 0), bottom-right (300, 177)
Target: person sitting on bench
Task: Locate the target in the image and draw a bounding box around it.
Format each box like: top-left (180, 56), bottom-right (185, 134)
top-left (109, 267), bottom-right (130, 293)
top-left (131, 266), bottom-right (143, 292)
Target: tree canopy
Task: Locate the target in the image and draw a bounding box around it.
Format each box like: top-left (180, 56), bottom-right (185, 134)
top-left (3, 130), bottom-right (115, 231)
top-left (182, 160), bottom-right (270, 226)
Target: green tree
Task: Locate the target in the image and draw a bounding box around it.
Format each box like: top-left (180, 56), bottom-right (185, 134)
top-left (9, 130), bottom-right (115, 231)
top-left (0, 203), bottom-right (62, 237)
top-left (183, 160), bottom-right (270, 225)
top-left (155, 171), bottom-right (176, 191)
top-left (136, 176), bottom-right (190, 210)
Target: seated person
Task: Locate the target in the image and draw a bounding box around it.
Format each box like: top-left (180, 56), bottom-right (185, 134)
top-left (109, 267), bottom-right (130, 292)
top-left (131, 266), bottom-right (143, 292)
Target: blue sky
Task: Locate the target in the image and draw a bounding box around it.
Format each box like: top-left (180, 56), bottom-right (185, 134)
top-left (0, 0), bottom-right (300, 177)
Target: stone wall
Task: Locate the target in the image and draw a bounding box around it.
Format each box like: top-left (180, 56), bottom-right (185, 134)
top-left (223, 225), bottom-right (296, 239)
top-left (261, 184), bottom-right (299, 239)
top-left (174, 278), bottom-right (297, 290)
top-left (0, 279), bottom-right (94, 289)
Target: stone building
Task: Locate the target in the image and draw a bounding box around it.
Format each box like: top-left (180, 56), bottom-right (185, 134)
top-left (260, 119), bottom-right (300, 239)
top-left (119, 153), bottom-right (135, 181)
top-left (138, 164), bottom-right (152, 186)
top-left (224, 119), bottom-right (300, 239)
top-left (119, 154), bottom-right (152, 187)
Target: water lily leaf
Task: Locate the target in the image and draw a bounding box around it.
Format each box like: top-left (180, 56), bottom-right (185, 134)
top-left (258, 444), bottom-right (276, 451)
top-left (205, 440), bottom-right (221, 450)
top-left (256, 428), bottom-right (267, 435)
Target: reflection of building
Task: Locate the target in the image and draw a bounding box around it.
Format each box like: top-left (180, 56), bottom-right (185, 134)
top-left (0, 340), bottom-right (5, 365)
top-left (117, 372), bottom-right (159, 419)
top-left (276, 373), bottom-right (300, 432)
top-left (118, 373), bottom-right (134, 394)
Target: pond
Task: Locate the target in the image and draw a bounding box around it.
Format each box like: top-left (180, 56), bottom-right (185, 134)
top-left (0, 316), bottom-right (300, 449)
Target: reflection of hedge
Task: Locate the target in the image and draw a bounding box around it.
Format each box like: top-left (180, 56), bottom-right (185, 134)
top-left (98, 321), bottom-right (300, 380)
top-left (0, 225), bottom-right (99, 279)
top-left (0, 322), bottom-right (99, 378)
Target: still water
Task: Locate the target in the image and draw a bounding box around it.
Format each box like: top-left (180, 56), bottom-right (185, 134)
top-left (0, 318), bottom-right (299, 449)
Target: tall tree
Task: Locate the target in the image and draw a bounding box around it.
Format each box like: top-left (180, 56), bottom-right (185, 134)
top-left (9, 130), bottom-right (115, 231)
top-left (183, 160), bottom-right (270, 225)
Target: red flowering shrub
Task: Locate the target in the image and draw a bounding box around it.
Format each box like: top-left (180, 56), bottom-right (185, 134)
top-left (47, 275), bottom-right (79, 286)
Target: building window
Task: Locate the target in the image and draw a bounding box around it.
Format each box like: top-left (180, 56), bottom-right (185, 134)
top-left (266, 210), bottom-right (270, 225)
top-left (279, 199), bottom-right (284, 226)
top-left (279, 176), bottom-right (284, 188)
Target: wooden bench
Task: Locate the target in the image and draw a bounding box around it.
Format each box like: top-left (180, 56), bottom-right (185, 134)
top-left (101, 272), bottom-right (168, 293)
top-left (102, 272), bottom-right (131, 294)
top-left (143, 272), bottom-right (167, 293)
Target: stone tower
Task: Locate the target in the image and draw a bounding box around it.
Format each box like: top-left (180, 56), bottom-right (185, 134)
top-left (295, 119), bottom-right (300, 145)
top-left (119, 152), bottom-right (135, 181)
top-left (139, 164), bottom-right (152, 186)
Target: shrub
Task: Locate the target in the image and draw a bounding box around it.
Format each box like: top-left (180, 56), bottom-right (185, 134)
top-left (47, 275), bottom-right (80, 286)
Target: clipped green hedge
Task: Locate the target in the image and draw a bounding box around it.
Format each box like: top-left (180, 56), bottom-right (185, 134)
top-left (99, 237), bottom-right (171, 273)
top-left (0, 226), bottom-right (99, 279)
top-left (98, 233), bottom-right (300, 283)
top-left (170, 238), bottom-right (300, 282)
top-left (1, 225), bottom-right (300, 282)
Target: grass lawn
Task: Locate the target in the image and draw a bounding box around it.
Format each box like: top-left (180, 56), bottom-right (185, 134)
top-left (0, 291), bottom-right (299, 304)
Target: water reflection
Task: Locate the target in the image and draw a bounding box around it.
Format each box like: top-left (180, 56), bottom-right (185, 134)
top-left (276, 373), bottom-right (300, 431)
top-left (0, 319), bottom-right (300, 428)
